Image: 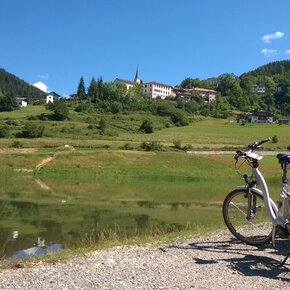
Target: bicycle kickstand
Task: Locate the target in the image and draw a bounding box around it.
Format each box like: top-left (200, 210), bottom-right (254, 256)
top-left (279, 253), bottom-right (290, 268)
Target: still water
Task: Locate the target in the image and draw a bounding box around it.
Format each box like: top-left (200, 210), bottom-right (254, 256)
top-left (0, 176), bottom-right (222, 260)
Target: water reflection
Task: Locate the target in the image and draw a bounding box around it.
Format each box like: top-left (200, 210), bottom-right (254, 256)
top-left (6, 240), bottom-right (62, 261)
top-left (0, 176), bottom-right (220, 260)
top-left (134, 214), bottom-right (149, 228)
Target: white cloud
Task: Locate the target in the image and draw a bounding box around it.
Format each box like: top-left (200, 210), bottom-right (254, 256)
top-left (33, 81), bottom-right (48, 93)
top-left (261, 48), bottom-right (277, 57)
top-left (261, 31), bottom-right (285, 43)
top-left (286, 49), bottom-right (290, 55)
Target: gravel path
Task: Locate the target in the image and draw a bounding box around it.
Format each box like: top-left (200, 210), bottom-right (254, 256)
top-left (0, 230), bottom-right (290, 289)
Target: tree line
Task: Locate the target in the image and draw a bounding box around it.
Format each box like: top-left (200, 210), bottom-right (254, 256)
top-left (1, 60), bottom-right (290, 120)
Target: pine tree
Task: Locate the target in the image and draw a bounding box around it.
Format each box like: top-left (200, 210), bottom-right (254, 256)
top-left (77, 76), bottom-right (86, 100)
top-left (87, 78), bottom-right (98, 102)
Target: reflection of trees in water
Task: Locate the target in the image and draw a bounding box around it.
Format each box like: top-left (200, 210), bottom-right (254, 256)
top-left (82, 209), bottom-right (101, 228)
top-left (40, 220), bottom-right (63, 242)
top-left (134, 214), bottom-right (149, 228)
top-left (6, 192), bottom-right (20, 199)
top-left (11, 201), bottom-right (40, 219)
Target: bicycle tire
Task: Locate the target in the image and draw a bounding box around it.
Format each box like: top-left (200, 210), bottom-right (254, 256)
top-left (223, 188), bottom-right (273, 245)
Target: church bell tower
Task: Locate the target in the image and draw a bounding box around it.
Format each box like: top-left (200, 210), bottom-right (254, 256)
top-left (134, 66), bottom-right (141, 84)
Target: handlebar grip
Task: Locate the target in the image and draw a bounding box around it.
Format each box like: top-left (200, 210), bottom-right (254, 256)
top-left (248, 138), bottom-right (271, 149)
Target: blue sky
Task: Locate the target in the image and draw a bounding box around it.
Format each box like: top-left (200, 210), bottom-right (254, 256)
top-left (1, 0), bottom-right (290, 97)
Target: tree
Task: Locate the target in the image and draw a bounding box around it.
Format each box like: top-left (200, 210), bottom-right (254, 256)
top-left (87, 78), bottom-right (98, 102)
top-left (0, 94), bottom-right (17, 111)
top-left (77, 76), bottom-right (86, 100)
top-left (46, 100), bottom-right (69, 121)
top-left (180, 78), bottom-right (212, 89)
top-left (217, 74), bottom-right (246, 109)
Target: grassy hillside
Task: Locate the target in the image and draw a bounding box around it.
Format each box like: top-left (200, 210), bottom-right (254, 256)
top-left (0, 105), bottom-right (290, 150)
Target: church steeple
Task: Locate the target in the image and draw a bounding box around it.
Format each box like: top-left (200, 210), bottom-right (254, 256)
top-left (134, 66), bottom-right (141, 84)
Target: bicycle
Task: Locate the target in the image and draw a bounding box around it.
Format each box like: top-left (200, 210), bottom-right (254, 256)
top-left (223, 138), bottom-right (290, 250)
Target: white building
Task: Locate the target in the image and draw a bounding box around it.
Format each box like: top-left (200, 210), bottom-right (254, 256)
top-left (250, 110), bottom-right (273, 123)
top-left (45, 92), bottom-right (60, 103)
top-left (144, 82), bottom-right (173, 99)
top-left (252, 85), bottom-right (266, 94)
top-left (16, 98), bottom-right (28, 107)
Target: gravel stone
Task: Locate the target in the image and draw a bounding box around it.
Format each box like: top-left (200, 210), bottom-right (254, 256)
top-left (0, 230), bottom-right (289, 289)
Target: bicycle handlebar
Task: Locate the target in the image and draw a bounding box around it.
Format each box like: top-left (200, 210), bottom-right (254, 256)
top-left (235, 138), bottom-right (271, 160)
top-left (247, 138), bottom-right (271, 150)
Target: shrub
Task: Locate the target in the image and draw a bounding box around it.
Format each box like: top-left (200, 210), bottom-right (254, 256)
top-left (0, 125), bottom-right (10, 138)
top-left (99, 117), bottom-right (107, 134)
top-left (272, 135), bottom-right (278, 143)
top-left (46, 100), bottom-right (69, 121)
top-left (27, 115), bottom-right (38, 120)
top-left (18, 123), bottom-right (45, 138)
top-left (139, 119), bottom-right (154, 134)
top-left (173, 140), bottom-right (182, 150)
top-left (5, 119), bottom-right (21, 126)
top-left (140, 141), bottom-right (163, 151)
top-left (10, 140), bottom-right (23, 148)
top-left (170, 110), bottom-right (189, 126)
top-left (183, 144), bottom-right (193, 151)
top-left (120, 143), bottom-right (134, 150)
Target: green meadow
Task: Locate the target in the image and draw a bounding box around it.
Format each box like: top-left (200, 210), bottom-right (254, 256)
top-left (0, 105), bottom-right (289, 259)
top-left (1, 105), bottom-right (290, 149)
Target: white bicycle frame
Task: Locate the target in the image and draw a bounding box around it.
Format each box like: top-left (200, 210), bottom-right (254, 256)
top-left (236, 149), bottom-right (290, 245)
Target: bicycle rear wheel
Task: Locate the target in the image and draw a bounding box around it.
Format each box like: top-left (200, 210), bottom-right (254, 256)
top-left (223, 189), bottom-right (272, 245)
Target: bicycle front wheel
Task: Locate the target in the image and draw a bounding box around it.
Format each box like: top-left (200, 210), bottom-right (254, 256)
top-left (223, 189), bottom-right (273, 246)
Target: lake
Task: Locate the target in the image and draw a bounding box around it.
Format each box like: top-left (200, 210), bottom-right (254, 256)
top-left (2, 150), bottom-right (270, 260)
top-left (0, 176), bottom-right (224, 260)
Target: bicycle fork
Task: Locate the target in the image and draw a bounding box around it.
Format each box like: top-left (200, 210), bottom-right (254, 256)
top-left (243, 174), bottom-right (257, 221)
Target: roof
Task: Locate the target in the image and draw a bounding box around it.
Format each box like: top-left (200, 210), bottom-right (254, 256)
top-left (172, 87), bottom-right (216, 94)
top-left (47, 91), bottom-right (61, 98)
top-left (16, 98), bottom-right (28, 101)
top-left (114, 78), bottom-right (135, 85)
top-left (134, 66), bottom-right (141, 83)
top-left (144, 81), bottom-right (172, 88)
top-left (252, 110), bottom-right (273, 117)
top-left (191, 87), bottom-right (217, 93)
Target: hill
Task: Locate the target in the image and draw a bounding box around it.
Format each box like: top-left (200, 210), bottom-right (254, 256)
top-left (0, 68), bottom-right (45, 101)
top-left (241, 60), bottom-right (290, 77)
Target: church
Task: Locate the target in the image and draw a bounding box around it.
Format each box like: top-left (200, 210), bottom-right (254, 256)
top-left (114, 67), bottom-right (142, 90)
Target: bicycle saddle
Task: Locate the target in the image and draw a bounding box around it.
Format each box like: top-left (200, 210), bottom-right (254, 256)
top-left (276, 153), bottom-right (290, 163)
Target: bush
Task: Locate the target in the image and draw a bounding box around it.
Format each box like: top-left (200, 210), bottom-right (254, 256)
top-left (139, 119), bottom-right (154, 134)
top-left (120, 143), bottom-right (134, 150)
top-left (27, 115), bottom-right (39, 120)
top-left (10, 140), bottom-right (23, 148)
top-left (18, 123), bottom-right (45, 138)
top-left (170, 110), bottom-right (189, 126)
top-left (272, 135), bottom-right (278, 143)
top-left (46, 100), bottom-right (69, 121)
top-left (99, 117), bottom-right (107, 135)
top-left (5, 119), bottom-right (21, 126)
top-left (173, 140), bottom-right (182, 150)
top-left (0, 125), bottom-right (10, 138)
top-left (140, 141), bottom-right (163, 151)
top-left (183, 144), bottom-right (193, 151)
